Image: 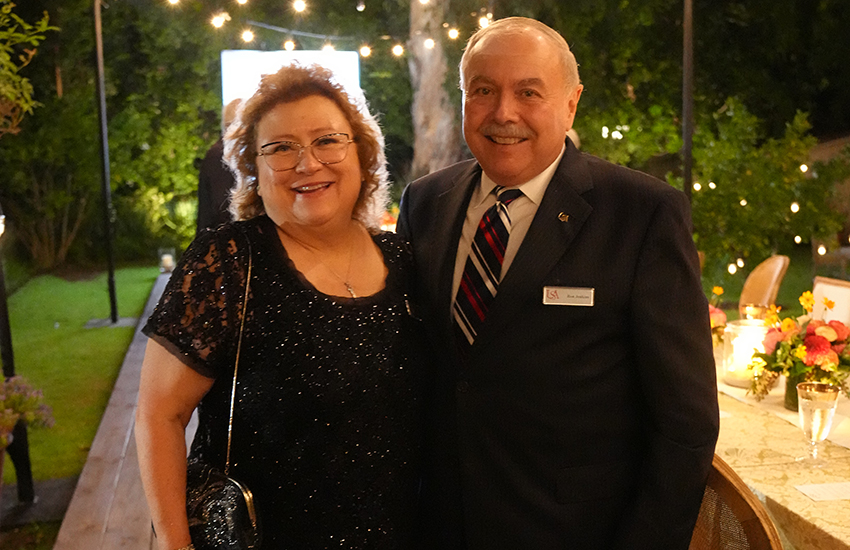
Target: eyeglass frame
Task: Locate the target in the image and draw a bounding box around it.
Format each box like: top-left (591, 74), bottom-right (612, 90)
top-left (256, 132), bottom-right (355, 172)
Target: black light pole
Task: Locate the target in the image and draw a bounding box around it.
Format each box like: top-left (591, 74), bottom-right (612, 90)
top-left (0, 204), bottom-right (35, 503)
top-left (682, 0), bottom-right (694, 202)
top-left (94, 0), bottom-right (118, 323)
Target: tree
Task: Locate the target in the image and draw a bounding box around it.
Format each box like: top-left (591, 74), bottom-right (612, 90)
top-left (0, 0), bottom-right (54, 139)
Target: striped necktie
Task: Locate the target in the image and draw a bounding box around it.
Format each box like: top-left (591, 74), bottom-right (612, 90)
top-left (453, 186), bottom-right (524, 346)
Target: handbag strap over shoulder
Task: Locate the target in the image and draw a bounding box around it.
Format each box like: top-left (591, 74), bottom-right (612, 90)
top-left (224, 231), bottom-right (253, 476)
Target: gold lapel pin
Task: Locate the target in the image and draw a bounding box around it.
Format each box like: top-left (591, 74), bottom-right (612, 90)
top-left (558, 212), bottom-right (569, 222)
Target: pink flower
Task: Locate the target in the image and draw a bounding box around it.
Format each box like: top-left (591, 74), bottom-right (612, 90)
top-left (832, 343), bottom-right (846, 354)
top-left (803, 334), bottom-right (832, 366)
top-left (708, 305), bottom-right (726, 329)
top-left (763, 328), bottom-right (785, 355)
top-left (828, 320), bottom-right (850, 342)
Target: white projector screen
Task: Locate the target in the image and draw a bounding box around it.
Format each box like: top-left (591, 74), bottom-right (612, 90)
top-left (220, 49), bottom-right (361, 107)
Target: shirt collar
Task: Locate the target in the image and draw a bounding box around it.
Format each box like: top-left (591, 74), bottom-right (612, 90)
top-left (475, 143), bottom-right (566, 208)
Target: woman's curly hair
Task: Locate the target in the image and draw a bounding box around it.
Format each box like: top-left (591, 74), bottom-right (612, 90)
top-left (223, 64), bottom-right (389, 232)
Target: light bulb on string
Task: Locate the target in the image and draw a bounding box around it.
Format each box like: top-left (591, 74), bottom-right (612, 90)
top-left (424, 38), bottom-right (435, 49)
top-left (293, 0), bottom-right (307, 13)
top-left (322, 43), bottom-right (335, 51)
top-left (284, 39), bottom-right (296, 51)
top-left (167, 0), bottom-right (179, 5)
top-left (392, 44), bottom-right (404, 56)
top-left (211, 12), bottom-right (231, 28)
top-left (235, 0), bottom-right (248, 4)
top-left (359, 45), bottom-right (371, 57)
top-left (448, 28), bottom-right (459, 39)
top-left (356, 0), bottom-right (365, 11)
top-left (242, 29), bottom-right (254, 42)
top-left (478, 16), bottom-right (490, 28)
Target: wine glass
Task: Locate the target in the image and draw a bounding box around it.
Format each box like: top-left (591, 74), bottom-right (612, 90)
top-left (796, 382), bottom-right (840, 466)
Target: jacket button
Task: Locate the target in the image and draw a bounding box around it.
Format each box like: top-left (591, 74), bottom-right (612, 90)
top-left (456, 381), bottom-right (470, 393)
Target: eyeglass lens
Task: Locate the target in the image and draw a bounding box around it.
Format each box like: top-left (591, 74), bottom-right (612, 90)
top-left (260, 133), bottom-right (351, 171)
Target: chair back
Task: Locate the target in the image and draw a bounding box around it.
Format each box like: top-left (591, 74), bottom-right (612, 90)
top-left (812, 276), bottom-right (850, 324)
top-left (689, 455), bottom-right (782, 550)
top-left (738, 255), bottom-right (790, 318)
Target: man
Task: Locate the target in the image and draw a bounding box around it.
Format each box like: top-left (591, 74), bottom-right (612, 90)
top-left (196, 98), bottom-right (241, 233)
top-left (397, 17), bottom-right (719, 549)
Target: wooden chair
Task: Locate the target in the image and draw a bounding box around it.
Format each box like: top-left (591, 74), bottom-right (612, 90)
top-left (688, 455), bottom-right (782, 550)
top-left (738, 255), bottom-right (789, 318)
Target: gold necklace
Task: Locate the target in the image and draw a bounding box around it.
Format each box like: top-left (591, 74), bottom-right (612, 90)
top-left (280, 226), bottom-right (358, 298)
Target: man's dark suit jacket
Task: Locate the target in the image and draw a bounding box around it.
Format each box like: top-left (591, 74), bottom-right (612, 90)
top-left (397, 139), bottom-right (719, 550)
top-left (196, 139), bottom-right (234, 234)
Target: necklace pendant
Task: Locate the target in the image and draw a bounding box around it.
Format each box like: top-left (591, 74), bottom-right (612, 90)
top-left (344, 282), bottom-right (357, 299)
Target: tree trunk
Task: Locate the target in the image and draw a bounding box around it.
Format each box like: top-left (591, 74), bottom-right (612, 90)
top-left (407, 0), bottom-right (463, 181)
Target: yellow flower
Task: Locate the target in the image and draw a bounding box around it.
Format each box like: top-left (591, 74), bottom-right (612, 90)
top-left (748, 357), bottom-right (767, 376)
top-left (794, 345), bottom-right (808, 361)
top-left (712, 286), bottom-right (723, 296)
top-left (780, 317), bottom-right (797, 333)
top-left (800, 291), bottom-right (815, 313)
top-left (764, 304), bottom-right (782, 327)
top-left (824, 297), bottom-right (835, 310)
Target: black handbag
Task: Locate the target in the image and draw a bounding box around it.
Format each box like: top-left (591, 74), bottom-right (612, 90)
top-left (185, 240), bottom-right (261, 549)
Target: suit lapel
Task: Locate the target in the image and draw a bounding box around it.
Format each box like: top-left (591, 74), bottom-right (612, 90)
top-left (474, 143), bottom-right (594, 350)
top-left (431, 162), bottom-right (481, 335)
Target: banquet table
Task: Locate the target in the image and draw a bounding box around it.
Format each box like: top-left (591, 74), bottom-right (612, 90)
top-left (716, 362), bottom-right (850, 550)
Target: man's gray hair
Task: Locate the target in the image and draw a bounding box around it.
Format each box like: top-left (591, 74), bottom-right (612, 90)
top-left (459, 17), bottom-right (581, 92)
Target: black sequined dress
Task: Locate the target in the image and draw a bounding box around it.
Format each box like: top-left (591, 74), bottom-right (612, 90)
top-left (143, 215), bottom-right (425, 549)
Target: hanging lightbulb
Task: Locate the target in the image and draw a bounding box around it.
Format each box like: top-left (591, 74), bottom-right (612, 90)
top-left (693, 182), bottom-right (701, 191)
top-left (790, 202), bottom-right (800, 213)
top-left (736, 258), bottom-right (745, 268)
top-left (800, 164), bottom-right (809, 173)
top-left (818, 245), bottom-right (827, 256)
top-left (322, 43), bottom-right (335, 51)
top-left (794, 235), bottom-right (802, 244)
top-left (356, 0), bottom-right (365, 11)
top-left (211, 12), bottom-right (230, 28)
top-left (728, 264), bottom-right (737, 275)
top-left (739, 199), bottom-right (747, 206)
top-left (236, 0), bottom-right (248, 4)
top-left (168, 0), bottom-right (179, 5)
top-left (293, 0), bottom-right (307, 12)
top-left (479, 16), bottom-right (490, 28)
top-left (708, 181), bottom-right (716, 189)
top-left (424, 38), bottom-right (435, 49)
top-left (392, 44), bottom-right (404, 56)
top-left (241, 29), bottom-right (254, 42)
top-left (448, 28), bottom-right (459, 39)
top-left (359, 45), bottom-right (372, 57)
top-left (284, 39), bottom-right (296, 51)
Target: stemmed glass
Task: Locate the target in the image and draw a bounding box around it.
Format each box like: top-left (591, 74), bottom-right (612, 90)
top-left (796, 382), bottom-right (840, 467)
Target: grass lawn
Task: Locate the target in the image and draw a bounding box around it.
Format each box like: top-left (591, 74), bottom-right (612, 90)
top-left (1, 266), bottom-right (159, 484)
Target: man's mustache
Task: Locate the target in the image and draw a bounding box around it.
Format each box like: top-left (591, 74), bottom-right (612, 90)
top-left (478, 123), bottom-right (534, 140)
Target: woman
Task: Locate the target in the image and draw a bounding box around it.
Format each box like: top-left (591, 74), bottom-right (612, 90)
top-left (135, 64), bottom-right (425, 549)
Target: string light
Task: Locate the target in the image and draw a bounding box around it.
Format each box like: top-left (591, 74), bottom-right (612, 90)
top-left (167, 0), bottom-right (179, 5)
top-left (236, 0), bottom-right (248, 4)
top-left (708, 181), bottom-right (716, 189)
top-left (419, 0), bottom-right (429, 4)
top-left (293, 0), bottom-right (307, 13)
top-left (356, 0), bottom-right (365, 11)
top-left (284, 39), bottom-right (296, 51)
top-left (800, 164), bottom-right (809, 173)
top-left (693, 182), bottom-right (701, 191)
top-left (736, 258), bottom-right (745, 268)
top-left (424, 38), bottom-right (435, 49)
top-left (448, 28), bottom-right (459, 39)
top-left (739, 199), bottom-right (747, 206)
top-left (392, 44), bottom-right (404, 56)
top-left (211, 12), bottom-right (231, 28)
top-left (479, 16), bottom-right (490, 28)
top-left (794, 235), bottom-right (802, 244)
top-left (322, 43), bottom-right (335, 51)
top-left (790, 202), bottom-right (800, 213)
top-left (359, 45), bottom-right (371, 57)
top-left (242, 29), bottom-right (254, 42)
top-left (728, 264), bottom-right (737, 275)
top-left (818, 245), bottom-right (827, 256)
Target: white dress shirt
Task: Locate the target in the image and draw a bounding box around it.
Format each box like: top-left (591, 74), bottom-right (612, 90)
top-left (452, 146), bottom-right (566, 300)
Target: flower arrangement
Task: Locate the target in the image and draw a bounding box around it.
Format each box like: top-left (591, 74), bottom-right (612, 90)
top-left (749, 291), bottom-right (850, 400)
top-left (0, 376), bottom-right (53, 448)
top-left (708, 286), bottom-right (727, 347)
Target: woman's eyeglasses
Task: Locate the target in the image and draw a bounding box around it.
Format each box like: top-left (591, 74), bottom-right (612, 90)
top-left (257, 133), bottom-right (354, 172)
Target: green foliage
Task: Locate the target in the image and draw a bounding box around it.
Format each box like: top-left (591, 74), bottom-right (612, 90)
top-left (0, 0), bottom-right (56, 139)
top-left (681, 98), bottom-right (847, 272)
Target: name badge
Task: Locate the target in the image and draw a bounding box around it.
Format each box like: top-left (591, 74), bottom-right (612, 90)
top-left (543, 286), bottom-right (594, 306)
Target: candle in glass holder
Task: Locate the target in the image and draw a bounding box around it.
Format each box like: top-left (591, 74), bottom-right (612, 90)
top-left (722, 319), bottom-right (769, 388)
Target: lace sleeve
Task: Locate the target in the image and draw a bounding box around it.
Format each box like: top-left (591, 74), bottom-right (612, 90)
top-left (142, 225), bottom-right (249, 378)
